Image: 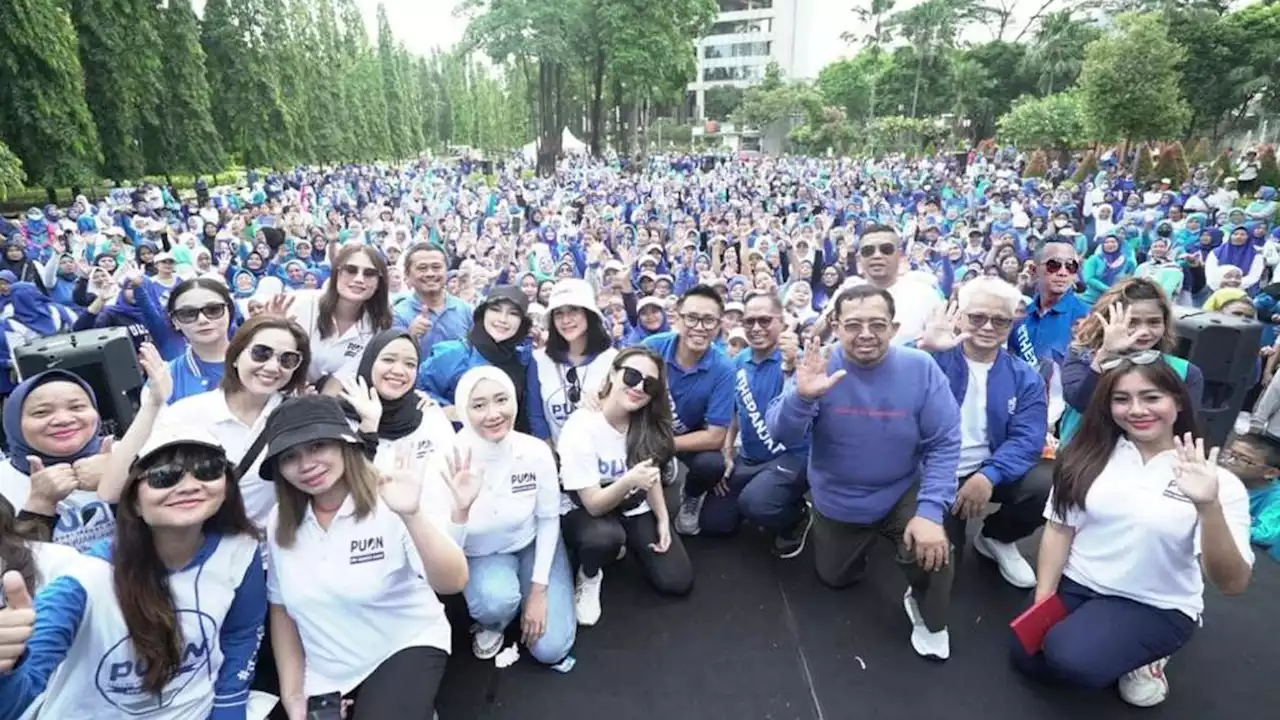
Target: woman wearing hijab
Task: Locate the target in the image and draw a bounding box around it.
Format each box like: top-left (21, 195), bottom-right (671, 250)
top-left (1206, 225), bottom-right (1265, 294)
top-left (1081, 232), bottom-right (1137, 305)
top-left (417, 285), bottom-right (533, 429)
top-left (0, 370), bottom-right (117, 552)
top-left (442, 366), bottom-right (575, 667)
top-left (0, 424), bottom-right (266, 720)
top-left (342, 329), bottom-right (456, 470)
top-left (0, 282), bottom-right (76, 343)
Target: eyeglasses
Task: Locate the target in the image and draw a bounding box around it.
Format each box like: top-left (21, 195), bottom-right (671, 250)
top-left (840, 320), bottom-right (892, 335)
top-left (966, 313), bottom-right (1013, 330)
top-left (619, 366), bottom-right (662, 397)
top-left (679, 312), bottom-right (721, 330)
top-left (565, 366), bottom-right (581, 405)
top-left (171, 303), bottom-right (228, 324)
top-left (859, 242), bottom-right (898, 258)
top-left (249, 344), bottom-right (303, 370)
top-left (1219, 448), bottom-right (1266, 470)
top-left (1098, 348), bottom-right (1161, 372)
top-left (742, 316), bottom-right (776, 329)
top-left (341, 264), bottom-right (381, 280)
top-left (140, 458), bottom-right (227, 490)
top-left (1043, 258), bottom-right (1080, 274)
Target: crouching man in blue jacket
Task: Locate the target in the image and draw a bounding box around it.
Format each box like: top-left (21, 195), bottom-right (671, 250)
top-left (917, 277), bottom-right (1050, 591)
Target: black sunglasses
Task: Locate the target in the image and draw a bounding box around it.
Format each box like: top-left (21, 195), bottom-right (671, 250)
top-left (565, 366), bottom-right (581, 405)
top-left (341, 263), bottom-right (381, 280)
top-left (249, 344), bottom-right (303, 370)
top-left (1043, 258), bottom-right (1080, 274)
top-left (619, 366), bottom-right (661, 397)
top-left (742, 316), bottom-right (776, 329)
top-left (859, 242), bottom-right (898, 258)
top-left (140, 458), bottom-right (227, 490)
top-left (966, 313), bottom-right (1013, 330)
top-left (171, 303), bottom-right (228, 324)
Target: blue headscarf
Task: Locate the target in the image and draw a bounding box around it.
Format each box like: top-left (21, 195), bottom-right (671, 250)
top-left (1215, 228), bottom-right (1260, 274)
top-left (0, 282), bottom-right (75, 336)
top-left (4, 369), bottom-right (104, 474)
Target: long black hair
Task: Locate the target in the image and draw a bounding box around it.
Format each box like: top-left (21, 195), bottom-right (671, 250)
top-left (0, 496), bottom-right (39, 595)
top-left (599, 347), bottom-right (676, 482)
top-left (545, 309), bottom-right (611, 364)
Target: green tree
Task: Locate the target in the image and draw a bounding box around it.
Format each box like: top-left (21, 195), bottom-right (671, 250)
top-left (889, 0), bottom-right (993, 117)
top-left (69, 0), bottom-right (163, 180)
top-left (1259, 147), bottom-right (1280, 190)
top-left (201, 0), bottom-right (246, 152)
top-left (734, 62), bottom-right (808, 128)
top-left (703, 86), bottom-right (744, 121)
top-left (153, 0), bottom-right (225, 174)
top-left (0, 0), bottom-right (101, 189)
top-left (1077, 13), bottom-right (1191, 145)
top-left (996, 91), bottom-right (1086, 150)
top-left (377, 4), bottom-right (411, 159)
top-left (1153, 141), bottom-right (1190, 186)
top-left (1023, 10), bottom-right (1099, 96)
top-left (0, 141), bottom-right (27, 199)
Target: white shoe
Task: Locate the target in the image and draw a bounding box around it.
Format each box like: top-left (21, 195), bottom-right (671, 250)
top-left (675, 493), bottom-right (705, 536)
top-left (472, 627), bottom-right (504, 660)
top-left (575, 568), bottom-right (603, 626)
top-left (1119, 658), bottom-right (1170, 707)
top-left (973, 532), bottom-right (1036, 589)
top-left (903, 588), bottom-right (950, 660)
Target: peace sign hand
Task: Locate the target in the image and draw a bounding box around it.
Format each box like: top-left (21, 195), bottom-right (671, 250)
top-left (442, 447), bottom-right (482, 517)
top-left (1172, 432), bottom-right (1221, 507)
top-left (916, 304), bottom-right (970, 353)
top-left (1098, 303), bottom-right (1139, 357)
top-left (378, 445), bottom-right (423, 517)
top-left (795, 337), bottom-right (846, 401)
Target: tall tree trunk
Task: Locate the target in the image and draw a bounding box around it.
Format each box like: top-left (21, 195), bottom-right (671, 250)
top-left (536, 60), bottom-right (556, 176)
top-left (911, 52), bottom-right (924, 118)
top-left (589, 48), bottom-right (606, 157)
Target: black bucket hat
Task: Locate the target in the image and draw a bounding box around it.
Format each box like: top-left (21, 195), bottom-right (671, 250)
top-left (258, 395), bottom-right (361, 481)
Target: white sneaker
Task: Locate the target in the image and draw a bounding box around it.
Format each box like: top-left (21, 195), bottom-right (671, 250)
top-left (674, 493), bottom-right (705, 535)
top-left (472, 627), bottom-right (504, 660)
top-left (1119, 658), bottom-right (1170, 707)
top-left (973, 532), bottom-right (1037, 589)
top-left (575, 568), bottom-right (603, 626)
top-left (903, 588), bottom-right (950, 661)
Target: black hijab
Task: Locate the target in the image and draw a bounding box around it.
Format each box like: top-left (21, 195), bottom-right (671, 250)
top-left (469, 285), bottom-right (531, 432)
top-left (357, 329), bottom-right (422, 441)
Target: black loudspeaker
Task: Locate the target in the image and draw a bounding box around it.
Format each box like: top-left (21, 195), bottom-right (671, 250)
top-left (13, 327), bottom-right (145, 439)
top-left (1172, 307), bottom-right (1263, 448)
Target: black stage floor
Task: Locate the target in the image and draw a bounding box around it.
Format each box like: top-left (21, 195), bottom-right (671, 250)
top-left (436, 524), bottom-right (1280, 720)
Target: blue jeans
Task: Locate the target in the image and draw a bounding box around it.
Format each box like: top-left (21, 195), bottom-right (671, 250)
top-left (1010, 576), bottom-right (1196, 689)
top-left (697, 453), bottom-right (808, 536)
top-left (463, 539), bottom-right (577, 665)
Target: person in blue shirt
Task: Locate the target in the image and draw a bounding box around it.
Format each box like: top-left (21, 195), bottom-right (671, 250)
top-left (767, 284), bottom-right (960, 661)
top-left (915, 278), bottom-right (1050, 590)
top-left (416, 284), bottom-right (533, 432)
top-left (392, 242), bottom-right (473, 359)
top-left (0, 423), bottom-right (266, 720)
top-left (696, 290), bottom-right (812, 559)
top-left (1010, 241), bottom-right (1091, 370)
top-left (134, 278), bottom-right (235, 403)
top-left (642, 285), bottom-right (736, 537)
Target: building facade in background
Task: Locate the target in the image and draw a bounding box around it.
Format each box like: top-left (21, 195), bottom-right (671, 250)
top-left (687, 0), bottom-right (810, 121)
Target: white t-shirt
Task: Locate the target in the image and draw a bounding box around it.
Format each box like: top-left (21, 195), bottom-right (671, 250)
top-left (558, 409), bottom-right (650, 517)
top-left (956, 358), bottom-right (993, 477)
top-left (157, 391), bottom-right (284, 526)
top-left (288, 289), bottom-right (377, 383)
top-left (1045, 438), bottom-right (1254, 619)
top-left (887, 277), bottom-right (946, 345)
top-left (266, 477), bottom-right (459, 697)
top-left (530, 348), bottom-right (618, 441)
top-left (0, 464), bottom-right (114, 553)
top-left (370, 406), bottom-right (457, 475)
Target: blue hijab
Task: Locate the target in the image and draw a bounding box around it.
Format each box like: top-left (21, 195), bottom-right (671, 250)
top-left (4, 369), bottom-right (104, 474)
top-left (0, 281), bottom-right (75, 336)
top-left (1214, 229), bottom-right (1260, 274)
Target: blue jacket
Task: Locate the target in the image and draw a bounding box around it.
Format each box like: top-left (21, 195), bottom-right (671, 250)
top-left (931, 346), bottom-right (1047, 485)
top-left (415, 339), bottom-right (531, 406)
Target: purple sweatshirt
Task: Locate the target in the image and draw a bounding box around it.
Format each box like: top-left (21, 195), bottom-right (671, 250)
top-left (766, 346), bottom-right (960, 525)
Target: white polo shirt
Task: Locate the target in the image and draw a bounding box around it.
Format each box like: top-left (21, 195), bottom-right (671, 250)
top-left (370, 406), bottom-right (456, 475)
top-left (1046, 438), bottom-right (1254, 619)
top-left (288, 290), bottom-right (376, 383)
top-left (158, 390), bottom-right (284, 526)
top-left (265, 477), bottom-right (459, 696)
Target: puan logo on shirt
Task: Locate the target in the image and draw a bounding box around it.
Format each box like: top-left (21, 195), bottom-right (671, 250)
top-left (350, 536), bottom-right (386, 565)
top-left (95, 609), bottom-right (217, 715)
top-left (343, 342), bottom-right (364, 358)
top-left (510, 472), bottom-right (537, 494)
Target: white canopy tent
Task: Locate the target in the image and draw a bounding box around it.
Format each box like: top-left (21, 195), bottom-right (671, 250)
top-left (521, 128), bottom-right (588, 162)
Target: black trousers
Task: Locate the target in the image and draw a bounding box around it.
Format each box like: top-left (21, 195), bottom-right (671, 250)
top-left (561, 507), bottom-right (694, 596)
top-left (944, 460), bottom-right (1054, 556)
top-left (346, 646), bottom-right (448, 720)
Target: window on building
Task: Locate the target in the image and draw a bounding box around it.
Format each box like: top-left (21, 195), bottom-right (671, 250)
top-left (707, 18), bottom-right (772, 35)
top-left (717, 0), bottom-right (775, 11)
top-left (702, 65), bottom-right (764, 82)
top-left (704, 41), bottom-right (771, 59)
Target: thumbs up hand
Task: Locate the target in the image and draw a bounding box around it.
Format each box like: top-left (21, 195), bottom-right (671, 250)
top-left (25, 457), bottom-right (78, 516)
top-left (70, 437), bottom-right (116, 493)
top-left (0, 571), bottom-right (35, 672)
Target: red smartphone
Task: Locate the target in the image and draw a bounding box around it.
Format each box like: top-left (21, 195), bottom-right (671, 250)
top-left (1010, 593), bottom-right (1068, 656)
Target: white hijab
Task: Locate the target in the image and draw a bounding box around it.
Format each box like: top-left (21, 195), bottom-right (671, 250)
top-left (454, 365), bottom-right (518, 465)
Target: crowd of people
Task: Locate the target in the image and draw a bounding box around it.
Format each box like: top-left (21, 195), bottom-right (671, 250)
top-left (0, 146), bottom-right (1276, 719)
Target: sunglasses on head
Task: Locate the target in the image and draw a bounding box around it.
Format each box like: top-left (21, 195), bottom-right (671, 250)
top-left (619, 366), bottom-right (661, 397)
top-left (171, 303), bottom-right (228, 324)
top-left (859, 242), bottom-right (898, 258)
top-left (249, 343), bottom-right (303, 370)
top-left (341, 263), bottom-right (381, 280)
top-left (139, 457), bottom-right (227, 490)
top-left (1043, 258), bottom-right (1080, 274)
top-left (1098, 348), bottom-right (1161, 372)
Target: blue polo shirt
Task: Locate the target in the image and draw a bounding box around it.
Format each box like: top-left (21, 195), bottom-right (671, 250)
top-left (733, 349), bottom-right (807, 463)
top-left (1011, 290), bottom-right (1091, 364)
top-left (641, 331), bottom-right (734, 435)
top-left (392, 293), bottom-right (474, 359)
